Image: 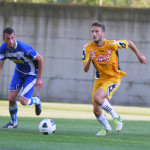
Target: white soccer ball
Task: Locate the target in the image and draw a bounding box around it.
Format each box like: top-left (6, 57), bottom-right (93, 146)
top-left (39, 119), bottom-right (56, 135)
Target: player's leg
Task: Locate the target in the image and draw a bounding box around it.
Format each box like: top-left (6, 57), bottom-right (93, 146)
top-left (7, 90), bottom-right (18, 127)
top-left (20, 96), bottom-right (42, 116)
top-left (100, 79), bottom-right (123, 131)
top-left (92, 81), bottom-right (111, 136)
top-left (19, 75), bottom-right (42, 115)
top-left (3, 90), bottom-right (19, 128)
top-left (3, 69), bottom-right (22, 128)
top-left (101, 98), bottom-right (123, 131)
top-left (93, 102), bottom-right (112, 136)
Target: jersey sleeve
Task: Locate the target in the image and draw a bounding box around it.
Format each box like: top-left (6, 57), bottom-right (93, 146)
top-left (82, 44), bottom-right (90, 66)
top-left (25, 48), bottom-right (37, 60)
top-left (0, 45), bottom-right (6, 60)
top-left (118, 40), bottom-right (128, 49)
top-left (0, 53), bottom-right (5, 60)
top-left (18, 41), bottom-right (37, 60)
top-left (108, 40), bottom-right (128, 51)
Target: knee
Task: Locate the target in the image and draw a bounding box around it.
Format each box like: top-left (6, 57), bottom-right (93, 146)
top-left (20, 96), bottom-right (27, 105)
top-left (93, 94), bottom-right (99, 103)
top-left (8, 96), bottom-right (16, 106)
top-left (93, 94), bottom-right (102, 105)
top-left (93, 94), bottom-right (105, 106)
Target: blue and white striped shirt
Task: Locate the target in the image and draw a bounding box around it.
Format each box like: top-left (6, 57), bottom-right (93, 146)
top-left (0, 41), bottom-right (38, 75)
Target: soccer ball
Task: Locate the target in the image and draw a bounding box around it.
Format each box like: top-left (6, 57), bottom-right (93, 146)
top-left (39, 119), bottom-right (56, 135)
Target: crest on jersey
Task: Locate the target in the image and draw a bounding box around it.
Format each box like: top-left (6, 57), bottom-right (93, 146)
top-left (16, 54), bottom-right (21, 59)
top-left (107, 49), bottom-right (112, 54)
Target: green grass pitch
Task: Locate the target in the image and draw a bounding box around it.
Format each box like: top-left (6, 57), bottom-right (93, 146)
top-left (0, 100), bottom-right (150, 150)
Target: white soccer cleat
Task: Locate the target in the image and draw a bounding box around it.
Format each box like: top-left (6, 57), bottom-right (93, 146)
top-left (96, 128), bottom-right (112, 136)
top-left (3, 122), bottom-right (18, 128)
top-left (114, 116), bottom-right (123, 132)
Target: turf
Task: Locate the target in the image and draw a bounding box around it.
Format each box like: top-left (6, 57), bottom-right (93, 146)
top-left (0, 101), bottom-right (150, 150)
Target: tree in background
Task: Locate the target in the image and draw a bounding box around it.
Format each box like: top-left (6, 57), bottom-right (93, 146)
top-left (102, 0), bottom-right (150, 8)
top-left (1, 0), bottom-right (150, 8)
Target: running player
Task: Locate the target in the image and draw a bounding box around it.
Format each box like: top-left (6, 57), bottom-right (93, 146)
top-left (0, 27), bottom-right (43, 128)
top-left (82, 21), bottom-right (146, 136)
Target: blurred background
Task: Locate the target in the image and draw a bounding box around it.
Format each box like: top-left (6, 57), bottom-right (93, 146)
top-left (0, 0), bottom-right (150, 8)
top-left (0, 0), bottom-right (150, 106)
top-left (1, 0), bottom-right (150, 8)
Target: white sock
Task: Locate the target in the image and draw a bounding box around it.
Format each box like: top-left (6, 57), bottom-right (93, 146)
top-left (9, 102), bottom-right (18, 124)
top-left (96, 111), bottom-right (111, 130)
top-left (101, 98), bottom-right (119, 119)
top-left (26, 97), bottom-right (40, 105)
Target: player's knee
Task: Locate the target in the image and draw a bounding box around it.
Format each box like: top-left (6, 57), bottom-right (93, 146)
top-left (8, 97), bottom-right (16, 105)
top-left (93, 94), bottom-right (104, 106)
top-left (19, 96), bottom-right (27, 105)
top-left (93, 94), bottom-right (97, 102)
top-left (93, 94), bottom-right (100, 104)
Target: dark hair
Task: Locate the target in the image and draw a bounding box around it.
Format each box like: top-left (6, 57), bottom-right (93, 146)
top-left (3, 27), bottom-right (15, 37)
top-left (91, 21), bottom-right (105, 32)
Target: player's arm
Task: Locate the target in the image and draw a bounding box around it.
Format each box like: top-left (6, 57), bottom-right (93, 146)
top-left (83, 50), bottom-right (96, 72)
top-left (35, 54), bottom-right (44, 91)
top-left (0, 60), bottom-right (5, 75)
top-left (127, 40), bottom-right (146, 64)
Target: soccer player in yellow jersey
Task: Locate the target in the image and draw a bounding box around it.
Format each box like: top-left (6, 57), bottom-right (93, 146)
top-left (82, 21), bottom-right (146, 136)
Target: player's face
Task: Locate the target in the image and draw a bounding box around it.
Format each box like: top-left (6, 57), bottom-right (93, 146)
top-left (91, 26), bottom-right (105, 43)
top-left (3, 33), bottom-right (16, 50)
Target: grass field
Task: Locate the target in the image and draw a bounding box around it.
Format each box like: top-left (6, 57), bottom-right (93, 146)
top-left (0, 100), bottom-right (150, 150)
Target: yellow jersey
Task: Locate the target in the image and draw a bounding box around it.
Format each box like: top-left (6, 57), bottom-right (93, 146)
top-left (82, 39), bottom-right (128, 80)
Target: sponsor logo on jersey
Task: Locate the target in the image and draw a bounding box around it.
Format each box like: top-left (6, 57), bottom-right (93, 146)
top-left (107, 49), bottom-right (112, 54)
top-left (96, 55), bottom-right (110, 63)
top-left (11, 59), bottom-right (24, 64)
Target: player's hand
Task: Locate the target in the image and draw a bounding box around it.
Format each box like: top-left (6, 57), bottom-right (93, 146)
top-left (89, 50), bottom-right (96, 60)
top-left (139, 55), bottom-right (146, 64)
top-left (36, 79), bottom-right (43, 91)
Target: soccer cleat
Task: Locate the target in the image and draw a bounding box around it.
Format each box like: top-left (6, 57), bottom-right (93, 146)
top-left (3, 122), bottom-right (18, 128)
top-left (114, 115), bottom-right (123, 132)
top-left (35, 96), bottom-right (42, 116)
top-left (96, 128), bottom-right (111, 136)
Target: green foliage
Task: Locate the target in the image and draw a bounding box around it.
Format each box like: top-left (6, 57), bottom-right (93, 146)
top-left (0, 0), bottom-right (56, 3)
top-left (1, 0), bottom-right (150, 8)
top-left (102, 0), bottom-right (150, 8)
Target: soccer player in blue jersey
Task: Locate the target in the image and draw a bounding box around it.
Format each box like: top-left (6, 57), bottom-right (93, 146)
top-left (0, 27), bottom-right (43, 128)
